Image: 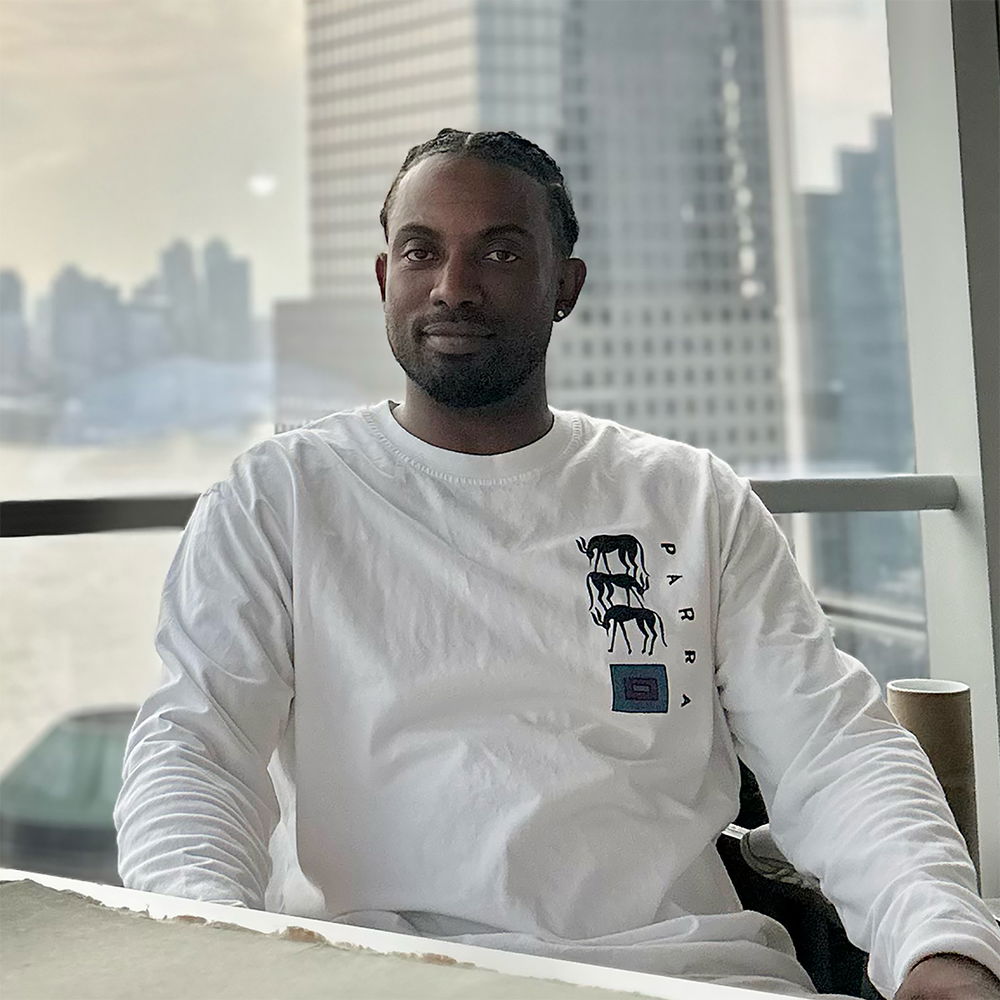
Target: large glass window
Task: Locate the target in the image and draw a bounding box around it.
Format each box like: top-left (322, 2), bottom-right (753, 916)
top-left (0, 1), bottom-right (310, 490)
top-left (0, 0), bottom-right (952, 880)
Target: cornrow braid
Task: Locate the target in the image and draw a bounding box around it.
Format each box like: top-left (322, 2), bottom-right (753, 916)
top-left (379, 128), bottom-right (579, 258)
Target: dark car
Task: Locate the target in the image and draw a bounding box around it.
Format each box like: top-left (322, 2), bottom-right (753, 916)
top-left (0, 706), bottom-right (137, 884)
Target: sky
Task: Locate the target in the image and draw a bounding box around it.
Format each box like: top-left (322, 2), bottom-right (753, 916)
top-left (0, 0), bottom-right (891, 320)
top-left (784, 0), bottom-right (892, 188)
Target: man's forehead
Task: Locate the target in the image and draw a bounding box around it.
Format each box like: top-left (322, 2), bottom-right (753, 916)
top-left (388, 155), bottom-right (549, 238)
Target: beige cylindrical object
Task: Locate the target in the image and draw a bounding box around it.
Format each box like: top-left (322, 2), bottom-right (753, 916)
top-left (886, 678), bottom-right (980, 880)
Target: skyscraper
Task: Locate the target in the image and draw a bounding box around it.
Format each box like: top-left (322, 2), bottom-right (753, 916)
top-left (801, 115), bottom-right (926, 682)
top-left (159, 240), bottom-right (203, 357)
top-left (804, 117), bottom-right (912, 480)
top-left (48, 266), bottom-right (129, 393)
top-left (0, 269), bottom-right (55, 442)
top-left (0, 269), bottom-right (30, 387)
top-left (541, 0), bottom-right (784, 469)
top-left (293, 0), bottom-right (787, 472)
top-left (203, 239), bottom-right (255, 363)
top-left (0, 270), bottom-right (24, 318)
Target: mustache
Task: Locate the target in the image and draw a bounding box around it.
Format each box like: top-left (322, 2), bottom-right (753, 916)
top-left (413, 310), bottom-right (494, 337)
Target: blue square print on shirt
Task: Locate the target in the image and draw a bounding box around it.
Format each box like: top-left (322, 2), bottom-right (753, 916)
top-left (610, 663), bottom-right (668, 713)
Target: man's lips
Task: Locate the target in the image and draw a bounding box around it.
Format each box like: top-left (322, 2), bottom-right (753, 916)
top-left (419, 321), bottom-right (494, 355)
top-left (420, 321), bottom-right (492, 338)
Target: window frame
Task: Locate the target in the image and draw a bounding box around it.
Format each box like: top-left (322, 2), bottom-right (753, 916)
top-left (884, 0), bottom-right (1000, 895)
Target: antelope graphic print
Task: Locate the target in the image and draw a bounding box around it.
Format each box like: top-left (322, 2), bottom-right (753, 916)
top-left (577, 533), bottom-right (670, 713)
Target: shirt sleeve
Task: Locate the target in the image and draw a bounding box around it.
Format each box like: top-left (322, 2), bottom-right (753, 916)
top-left (711, 463), bottom-right (1000, 997)
top-left (114, 454), bottom-right (295, 909)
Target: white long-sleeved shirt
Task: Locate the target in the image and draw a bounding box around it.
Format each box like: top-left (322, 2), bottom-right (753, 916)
top-left (115, 400), bottom-right (1000, 998)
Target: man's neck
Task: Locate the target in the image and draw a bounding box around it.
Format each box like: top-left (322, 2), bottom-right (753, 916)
top-left (389, 398), bottom-right (554, 455)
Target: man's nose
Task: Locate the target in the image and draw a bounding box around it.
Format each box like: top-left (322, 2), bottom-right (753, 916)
top-left (430, 254), bottom-right (484, 310)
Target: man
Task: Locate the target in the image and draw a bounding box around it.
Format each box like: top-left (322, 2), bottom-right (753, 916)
top-left (116, 130), bottom-right (1000, 999)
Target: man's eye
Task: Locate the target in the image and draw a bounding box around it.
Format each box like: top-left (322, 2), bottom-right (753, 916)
top-left (402, 248), bottom-right (434, 262)
top-left (485, 249), bottom-right (519, 263)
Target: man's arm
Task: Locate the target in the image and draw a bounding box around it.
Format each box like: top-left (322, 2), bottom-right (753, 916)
top-left (114, 458), bottom-right (295, 908)
top-left (710, 461), bottom-right (1000, 999)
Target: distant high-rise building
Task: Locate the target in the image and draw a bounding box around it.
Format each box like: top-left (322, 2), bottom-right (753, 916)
top-left (127, 309), bottom-right (172, 369)
top-left (0, 269), bottom-right (31, 387)
top-left (121, 276), bottom-right (172, 369)
top-left (0, 270), bottom-right (25, 319)
top-left (48, 266), bottom-right (129, 393)
top-left (131, 275), bottom-right (164, 307)
top-left (295, 0), bottom-right (786, 470)
top-left (804, 117), bottom-right (913, 478)
top-left (801, 115), bottom-right (925, 681)
top-left (306, 0), bottom-right (479, 304)
top-left (0, 269), bottom-right (56, 442)
top-left (544, 0), bottom-right (784, 469)
top-left (159, 240), bottom-right (203, 357)
top-left (203, 239), bottom-right (255, 363)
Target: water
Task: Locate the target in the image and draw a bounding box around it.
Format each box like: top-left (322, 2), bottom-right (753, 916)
top-left (0, 427), bottom-right (272, 772)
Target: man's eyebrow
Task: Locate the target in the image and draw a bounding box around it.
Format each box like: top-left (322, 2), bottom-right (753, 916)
top-left (477, 224), bottom-right (534, 243)
top-left (392, 223), bottom-right (535, 245)
top-left (393, 224), bottom-right (439, 245)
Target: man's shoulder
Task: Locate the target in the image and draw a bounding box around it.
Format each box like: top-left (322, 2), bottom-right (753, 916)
top-left (213, 402), bottom-right (379, 495)
top-left (568, 408), bottom-right (747, 495)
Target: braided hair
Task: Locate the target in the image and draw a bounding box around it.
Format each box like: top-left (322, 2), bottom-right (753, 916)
top-left (379, 128), bottom-right (579, 258)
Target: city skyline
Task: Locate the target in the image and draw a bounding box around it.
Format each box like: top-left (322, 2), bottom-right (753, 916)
top-left (0, 234), bottom-right (265, 444)
top-left (0, 0), bottom-right (892, 319)
top-left (1, 234), bottom-right (255, 332)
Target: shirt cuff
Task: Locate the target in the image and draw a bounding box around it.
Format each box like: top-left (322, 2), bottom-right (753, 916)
top-left (887, 926), bottom-right (1000, 995)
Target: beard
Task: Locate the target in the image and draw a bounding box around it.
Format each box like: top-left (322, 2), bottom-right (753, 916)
top-left (385, 312), bottom-right (551, 410)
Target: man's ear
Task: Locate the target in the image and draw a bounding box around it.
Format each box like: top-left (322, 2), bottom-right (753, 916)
top-left (555, 257), bottom-right (587, 318)
top-left (375, 253), bottom-right (388, 303)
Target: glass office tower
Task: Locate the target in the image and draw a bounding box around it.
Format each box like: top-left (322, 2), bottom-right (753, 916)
top-left (295, 0), bottom-right (786, 471)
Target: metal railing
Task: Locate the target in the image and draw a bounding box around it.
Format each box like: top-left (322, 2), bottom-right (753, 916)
top-left (0, 474), bottom-right (959, 537)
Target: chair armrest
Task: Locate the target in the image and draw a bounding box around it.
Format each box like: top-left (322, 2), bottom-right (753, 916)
top-left (720, 823), bottom-right (841, 924)
top-left (738, 824), bottom-right (820, 890)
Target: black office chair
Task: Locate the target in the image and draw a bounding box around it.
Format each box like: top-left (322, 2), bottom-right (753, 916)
top-left (716, 762), bottom-right (880, 999)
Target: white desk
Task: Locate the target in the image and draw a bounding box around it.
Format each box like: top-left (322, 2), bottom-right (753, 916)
top-left (1, 869), bottom-right (797, 1000)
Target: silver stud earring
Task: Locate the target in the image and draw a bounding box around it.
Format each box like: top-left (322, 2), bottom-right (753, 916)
top-left (555, 307), bottom-right (567, 321)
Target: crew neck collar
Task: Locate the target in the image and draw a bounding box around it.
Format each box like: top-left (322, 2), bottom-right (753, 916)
top-left (364, 399), bottom-right (579, 483)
